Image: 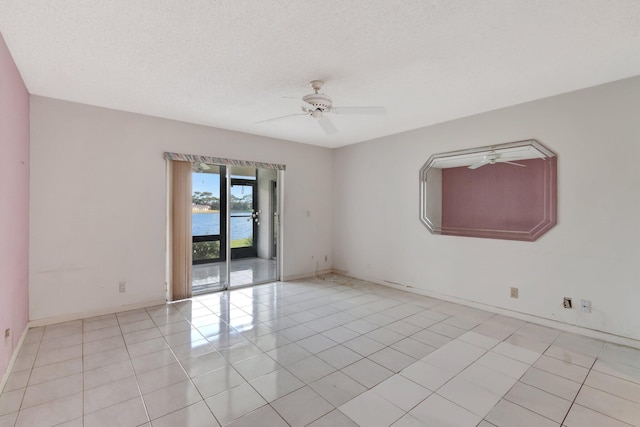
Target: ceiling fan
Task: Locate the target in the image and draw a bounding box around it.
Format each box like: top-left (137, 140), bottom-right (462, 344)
top-left (256, 80), bottom-right (387, 134)
top-left (468, 152), bottom-right (526, 169)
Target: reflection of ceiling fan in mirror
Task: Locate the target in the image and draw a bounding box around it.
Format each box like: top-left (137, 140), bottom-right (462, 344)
top-left (468, 152), bottom-right (526, 169)
top-left (256, 80), bottom-right (387, 135)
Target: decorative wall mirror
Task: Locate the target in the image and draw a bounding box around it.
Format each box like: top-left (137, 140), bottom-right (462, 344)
top-left (419, 139), bottom-right (557, 241)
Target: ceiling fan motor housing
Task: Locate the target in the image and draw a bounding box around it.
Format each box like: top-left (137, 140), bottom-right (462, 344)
top-left (302, 93), bottom-right (332, 112)
top-left (485, 153), bottom-right (500, 164)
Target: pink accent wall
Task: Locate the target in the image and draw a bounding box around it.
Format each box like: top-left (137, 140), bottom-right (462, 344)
top-left (0, 32), bottom-right (29, 379)
top-left (442, 158), bottom-right (546, 232)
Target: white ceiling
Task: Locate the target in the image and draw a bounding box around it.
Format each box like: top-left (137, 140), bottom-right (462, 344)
top-left (1, 1), bottom-right (640, 148)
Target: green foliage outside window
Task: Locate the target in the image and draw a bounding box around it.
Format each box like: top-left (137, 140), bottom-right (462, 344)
top-left (193, 241), bottom-right (220, 261)
top-left (192, 191), bottom-right (220, 210)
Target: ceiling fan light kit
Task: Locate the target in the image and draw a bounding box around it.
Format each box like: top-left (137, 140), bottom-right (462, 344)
top-left (256, 80), bottom-right (387, 135)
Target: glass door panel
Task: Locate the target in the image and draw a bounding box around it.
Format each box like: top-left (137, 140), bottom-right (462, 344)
top-left (191, 164), bottom-right (227, 294)
top-left (230, 182), bottom-right (258, 259)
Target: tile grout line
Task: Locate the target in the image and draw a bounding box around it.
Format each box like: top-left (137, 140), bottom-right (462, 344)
top-left (149, 305), bottom-right (224, 426)
top-left (404, 337), bottom-right (496, 422)
top-left (14, 326), bottom-right (44, 427)
top-left (115, 312), bottom-right (153, 427)
top-left (558, 344), bottom-right (603, 427)
top-left (171, 295), bottom-right (295, 426)
top-left (340, 329), bottom-right (501, 423)
top-left (477, 330), bottom-right (556, 425)
top-left (487, 334), bottom-right (607, 426)
top-left (185, 288), bottom-right (292, 426)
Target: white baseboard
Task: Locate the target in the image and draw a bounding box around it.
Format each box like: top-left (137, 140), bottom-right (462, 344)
top-left (373, 278), bottom-right (640, 350)
top-left (331, 272), bottom-right (640, 350)
top-left (283, 268), bottom-right (334, 282)
top-left (0, 326), bottom-right (29, 393)
top-left (28, 298), bottom-right (167, 328)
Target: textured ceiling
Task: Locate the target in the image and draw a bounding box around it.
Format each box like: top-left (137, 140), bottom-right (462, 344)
top-left (1, 1), bottom-right (640, 148)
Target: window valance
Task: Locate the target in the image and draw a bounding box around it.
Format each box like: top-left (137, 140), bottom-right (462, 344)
top-left (164, 152), bottom-right (286, 171)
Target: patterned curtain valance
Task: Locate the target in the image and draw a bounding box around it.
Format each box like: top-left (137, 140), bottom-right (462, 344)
top-left (164, 152), bottom-right (286, 171)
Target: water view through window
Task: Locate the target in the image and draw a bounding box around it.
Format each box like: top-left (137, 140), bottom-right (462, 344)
top-left (192, 169), bottom-right (253, 247)
top-left (192, 212), bottom-right (252, 241)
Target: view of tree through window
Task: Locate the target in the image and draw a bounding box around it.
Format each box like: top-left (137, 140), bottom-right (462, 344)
top-left (230, 193), bottom-right (252, 211)
top-left (192, 191), bottom-right (219, 210)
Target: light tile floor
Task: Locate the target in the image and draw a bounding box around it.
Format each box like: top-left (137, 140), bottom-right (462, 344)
top-left (2, 275), bottom-right (640, 426)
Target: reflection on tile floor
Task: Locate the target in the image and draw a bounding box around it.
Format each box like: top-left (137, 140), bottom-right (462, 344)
top-left (2, 275), bottom-right (640, 426)
top-left (192, 257), bottom-right (277, 293)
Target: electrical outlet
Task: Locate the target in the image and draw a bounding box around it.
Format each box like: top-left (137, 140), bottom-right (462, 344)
top-left (510, 287), bottom-right (519, 299)
top-left (563, 297), bottom-right (572, 309)
top-left (581, 299), bottom-right (592, 313)
top-left (119, 281), bottom-right (126, 293)
top-left (324, 255), bottom-right (328, 262)
top-left (4, 328), bottom-right (10, 342)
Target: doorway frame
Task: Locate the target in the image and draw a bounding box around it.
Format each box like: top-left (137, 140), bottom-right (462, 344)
top-left (229, 178), bottom-right (259, 260)
top-left (269, 179), bottom-right (278, 260)
top-left (165, 152), bottom-right (285, 301)
top-left (222, 166), bottom-right (283, 290)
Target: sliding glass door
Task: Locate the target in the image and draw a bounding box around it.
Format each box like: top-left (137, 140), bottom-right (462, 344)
top-left (191, 164), bottom-right (279, 294)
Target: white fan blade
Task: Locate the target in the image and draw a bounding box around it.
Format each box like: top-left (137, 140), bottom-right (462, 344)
top-left (255, 113), bottom-right (306, 124)
top-left (468, 161), bottom-right (488, 169)
top-left (331, 106), bottom-right (387, 115)
top-left (501, 161), bottom-right (527, 167)
top-left (317, 116), bottom-right (338, 134)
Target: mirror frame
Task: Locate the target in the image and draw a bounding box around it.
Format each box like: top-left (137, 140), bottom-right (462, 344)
top-left (419, 139), bottom-right (557, 241)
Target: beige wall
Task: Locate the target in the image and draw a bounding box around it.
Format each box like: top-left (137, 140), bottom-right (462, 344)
top-left (29, 97), bottom-right (333, 321)
top-left (333, 76), bottom-right (640, 342)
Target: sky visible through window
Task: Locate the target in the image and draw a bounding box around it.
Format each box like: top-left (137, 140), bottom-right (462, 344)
top-left (193, 172), bottom-right (219, 197)
top-left (192, 171), bottom-right (254, 199)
